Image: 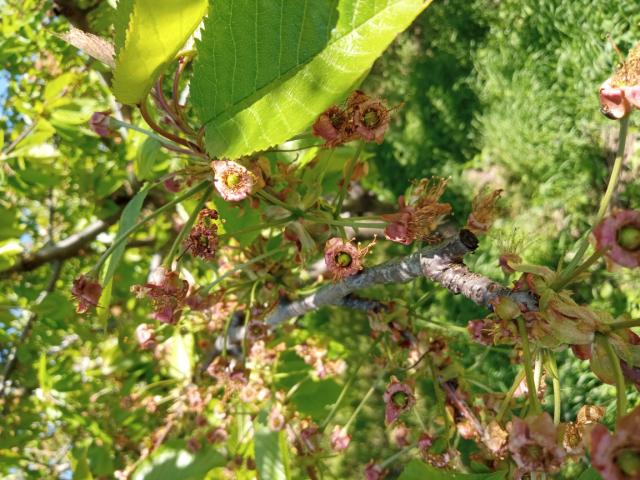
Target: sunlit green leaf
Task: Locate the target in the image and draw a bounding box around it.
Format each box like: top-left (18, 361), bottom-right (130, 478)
top-left (192, 0), bottom-right (431, 159)
top-left (112, 0), bottom-right (208, 104)
top-left (131, 440), bottom-right (224, 480)
top-left (399, 460), bottom-right (507, 480)
top-left (254, 421), bottom-right (290, 480)
top-left (167, 331), bottom-right (194, 380)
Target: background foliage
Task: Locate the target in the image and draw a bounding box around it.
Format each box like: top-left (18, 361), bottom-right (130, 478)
top-left (1, 0), bottom-right (639, 478)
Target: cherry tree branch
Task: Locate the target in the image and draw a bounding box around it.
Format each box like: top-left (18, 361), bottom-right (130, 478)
top-left (0, 213), bottom-right (121, 277)
top-left (264, 230), bottom-right (537, 326)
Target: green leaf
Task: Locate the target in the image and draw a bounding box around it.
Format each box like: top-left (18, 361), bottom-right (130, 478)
top-left (577, 468), bottom-right (604, 480)
top-left (166, 331), bottom-right (194, 380)
top-left (192, 0), bottom-right (431, 159)
top-left (71, 446), bottom-right (94, 480)
top-left (135, 137), bottom-right (166, 180)
top-left (98, 185), bottom-right (149, 321)
top-left (289, 378), bottom-right (341, 420)
top-left (254, 421), bottom-right (290, 480)
top-left (399, 460), bottom-right (507, 480)
top-left (131, 440), bottom-right (225, 480)
top-left (101, 185), bottom-right (149, 287)
top-left (213, 198), bottom-right (262, 248)
top-left (112, 0), bottom-right (208, 104)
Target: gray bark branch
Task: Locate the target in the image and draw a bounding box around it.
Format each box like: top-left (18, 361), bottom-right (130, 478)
top-left (264, 230), bottom-right (536, 326)
top-left (0, 213), bottom-right (121, 277)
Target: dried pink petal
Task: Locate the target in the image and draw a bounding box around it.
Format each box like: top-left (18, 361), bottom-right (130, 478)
top-left (382, 376), bottom-right (416, 424)
top-left (184, 208), bottom-right (219, 261)
top-left (508, 412), bottom-right (566, 474)
top-left (364, 460), bottom-right (386, 480)
top-left (71, 274), bottom-right (102, 314)
top-left (330, 425), bottom-right (351, 452)
top-left (591, 405), bottom-right (640, 479)
top-left (312, 105), bottom-right (348, 146)
top-left (324, 237), bottom-right (375, 281)
top-left (135, 323), bottom-right (156, 350)
top-left (212, 160), bottom-right (256, 202)
top-left (594, 209), bottom-right (640, 268)
top-left (89, 111), bottom-right (115, 137)
top-left (131, 267), bottom-right (189, 324)
top-left (382, 178), bottom-right (452, 245)
top-left (352, 99), bottom-right (390, 144)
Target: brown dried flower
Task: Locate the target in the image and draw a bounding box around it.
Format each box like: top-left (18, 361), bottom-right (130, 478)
top-left (591, 405), bottom-right (640, 479)
top-left (466, 188), bottom-right (502, 235)
top-left (131, 267), bottom-right (189, 324)
top-left (383, 376), bottom-right (416, 424)
top-left (71, 274), bottom-right (102, 314)
top-left (324, 237), bottom-right (375, 281)
top-left (508, 413), bottom-right (566, 476)
top-left (184, 208), bottom-right (218, 261)
top-left (600, 42), bottom-right (640, 119)
top-left (382, 177), bottom-right (452, 245)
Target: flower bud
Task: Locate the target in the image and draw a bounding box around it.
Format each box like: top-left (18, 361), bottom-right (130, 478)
top-left (89, 111), bottom-right (115, 137)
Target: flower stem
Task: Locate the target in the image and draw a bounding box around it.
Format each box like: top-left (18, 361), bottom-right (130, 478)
top-left (256, 190), bottom-right (302, 214)
top-left (91, 180), bottom-right (209, 275)
top-left (517, 317), bottom-right (542, 415)
top-left (552, 249), bottom-right (604, 291)
top-left (202, 246), bottom-right (287, 294)
top-left (559, 116), bottom-right (629, 283)
top-left (344, 384), bottom-right (376, 431)
top-left (378, 444), bottom-right (416, 469)
top-left (320, 338), bottom-right (379, 431)
top-left (220, 215), bottom-right (294, 238)
top-left (496, 368), bottom-right (526, 423)
top-left (545, 353), bottom-right (562, 425)
top-left (333, 142), bottom-right (363, 218)
top-left (599, 334), bottom-right (627, 420)
top-left (163, 186), bottom-right (212, 266)
top-left (305, 214), bottom-right (385, 230)
top-left (609, 318), bottom-right (640, 330)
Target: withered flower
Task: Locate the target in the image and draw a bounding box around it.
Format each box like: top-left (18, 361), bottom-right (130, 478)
top-left (206, 427), bottom-right (228, 444)
top-left (71, 274), bottom-right (103, 314)
top-left (330, 425), bottom-right (351, 452)
top-left (594, 209), bottom-right (640, 268)
top-left (212, 160), bottom-right (256, 202)
top-left (89, 111), bottom-right (115, 137)
top-left (163, 176), bottom-right (183, 193)
top-left (312, 91), bottom-right (392, 147)
top-left (591, 405), bottom-right (640, 479)
top-left (131, 267), bottom-right (189, 324)
top-left (382, 177), bottom-right (452, 245)
top-left (383, 376), bottom-right (416, 424)
top-left (508, 413), bottom-right (566, 475)
top-left (268, 404), bottom-right (286, 432)
top-left (417, 432), bottom-right (433, 456)
top-left (364, 460), bottom-right (386, 480)
top-left (312, 105), bottom-right (349, 147)
top-left (466, 188), bottom-right (502, 235)
top-left (352, 98), bottom-right (390, 144)
top-left (298, 420), bottom-right (321, 455)
top-left (392, 422), bottom-right (412, 447)
top-left (246, 320), bottom-right (270, 343)
top-left (184, 208), bottom-right (219, 261)
top-left (135, 323), bottom-right (156, 350)
top-left (324, 237), bottom-right (375, 281)
top-left (599, 42), bottom-right (640, 119)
